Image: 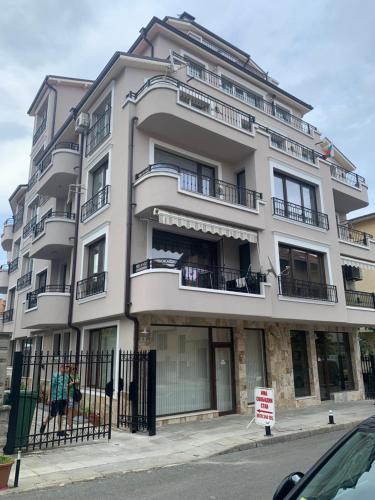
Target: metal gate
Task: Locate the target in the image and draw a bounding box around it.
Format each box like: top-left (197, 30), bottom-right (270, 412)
top-left (4, 350), bottom-right (114, 454)
top-left (117, 350), bottom-right (156, 436)
top-left (361, 355), bottom-right (375, 399)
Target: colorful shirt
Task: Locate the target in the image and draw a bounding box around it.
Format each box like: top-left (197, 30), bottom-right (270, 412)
top-left (50, 372), bottom-right (69, 401)
top-left (68, 375), bottom-right (81, 399)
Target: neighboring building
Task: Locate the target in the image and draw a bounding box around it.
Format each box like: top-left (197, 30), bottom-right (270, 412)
top-left (0, 12), bottom-right (374, 420)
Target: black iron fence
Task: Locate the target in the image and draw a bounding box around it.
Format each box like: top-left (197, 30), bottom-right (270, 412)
top-left (345, 290), bottom-right (375, 309)
top-left (117, 350), bottom-right (156, 436)
top-left (76, 272), bottom-right (106, 300)
top-left (272, 197), bottom-right (329, 230)
top-left (32, 117), bottom-right (47, 145)
top-left (8, 257), bottom-right (19, 274)
top-left (278, 275), bottom-right (338, 302)
top-left (4, 350), bottom-right (114, 454)
top-left (330, 164), bottom-right (365, 188)
top-left (362, 355), bottom-right (375, 399)
top-left (17, 271), bottom-right (32, 291)
top-left (337, 224), bottom-right (371, 246)
top-left (136, 163), bottom-right (262, 209)
top-left (2, 308), bottom-right (13, 323)
top-left (27, 285), bottom-right (72, 309)
top-left (81, 185), bottom-right (110, 222)
top-left (85, 108), bottom-right (111, 156)
top-left (13, 209), bottom-right (24, 233)
top-left (23, 215), bottom-right (38, 238)
top-left (133, 258), bottom-right (266, 294)
top-left (33, 212), bottom-right (76, 238)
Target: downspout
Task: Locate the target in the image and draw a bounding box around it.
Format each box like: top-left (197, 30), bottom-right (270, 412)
top-left (124, 116), bottom-right (139, 352)
top-left (140, 28), bottom-right (154, 58)
top-left (68, 114), bottom-right (83, 355)
top-left (45, 81), bottom-right (57, 139)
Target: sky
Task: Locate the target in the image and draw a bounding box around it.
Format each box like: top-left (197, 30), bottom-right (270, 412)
top-left (1, 0), bottom-right (375, 264)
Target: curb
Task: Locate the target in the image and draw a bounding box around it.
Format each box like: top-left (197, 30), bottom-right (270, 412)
top-left (214, 420), bottom-right (362, 456)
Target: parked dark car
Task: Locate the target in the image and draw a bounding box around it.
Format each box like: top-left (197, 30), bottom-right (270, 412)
top-left (273, 415), bottom-right (375, 499)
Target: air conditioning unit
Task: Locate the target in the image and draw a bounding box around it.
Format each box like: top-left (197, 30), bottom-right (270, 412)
top-left (343, 265), bottom-right (362, 282)
top-left (75, 112), bottom-right (90, 133)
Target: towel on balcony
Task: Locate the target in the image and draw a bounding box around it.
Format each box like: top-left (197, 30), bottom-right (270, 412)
top-left (235, 277), bottom-right (247, 288)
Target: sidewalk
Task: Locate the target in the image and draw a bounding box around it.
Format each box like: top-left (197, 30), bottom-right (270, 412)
top-left (3, 400), bottom-right (375, 494)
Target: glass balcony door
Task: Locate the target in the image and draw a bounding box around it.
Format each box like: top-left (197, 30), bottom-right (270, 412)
top-left (212, 328), bottom-right (235, 414)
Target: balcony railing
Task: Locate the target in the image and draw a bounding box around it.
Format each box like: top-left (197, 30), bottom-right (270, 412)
top-left (272, 197), bottom-right (329, 230)
top-left (33, 211), bottom-right (76, 238)
top-left (32, 117), bottom-right (47, 145)
top-left (23, 215), bottom-right (37, 238)
top-left (85, 108), bottom-right (111, 156)
top-left (330, 164), bottom-right (365, 188)
top-left (8, 257), bottom-right (19, 274)
top-left (278, 276), bottom-right (338, 303)
top-left (2, 308), bottom-right (14, 323)
top-left (345, 290), bottom-right (375, 309)
top-left (337, 224), bottom-right (372, 246)
top-left (26, 284), bottom-right (72, 309)
top-left (133, 259), bottom-right (266, 294)
top-left (13, 208), bottom-right (24, 232)
top-left (17, 271), bottom-right (32, 291)
top-left (0, 264), bottom-right (9, 272)
top-left (269, 131), bottom-right (316, 164)
top-left (76, 272), bottom-right (107, 300)
top-left (183, 58), bottom-right (314, 136)
top-left (27, 170), bottom-right (39, 191)
top-left (136, 163), bottom-right (263, 209)
top-left (81, 185), bottom-right (110, 222)
top-left (38, 142), bottom-right (79, 176)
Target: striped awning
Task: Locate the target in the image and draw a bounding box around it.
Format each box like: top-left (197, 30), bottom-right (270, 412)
top-left (153, 208), bottom-right (258, 243)
top-left (341, 256), bottom-right (375, 271)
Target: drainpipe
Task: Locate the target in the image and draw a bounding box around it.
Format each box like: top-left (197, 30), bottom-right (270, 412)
top-left (124, 116), bottom-right (139, 353)
top-left (68, 121), bottom-right (84, 355)
top-left (140, 28), bottom-right (154, 58)
top-left (45, 81), bottom-right (57, 140)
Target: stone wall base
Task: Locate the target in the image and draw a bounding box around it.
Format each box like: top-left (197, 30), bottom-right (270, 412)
top-left (0, 405), bottom-right (10, 451)
top-left (156, 410), bottom-right (219, 427)
top-left (331, 390), bottom-right (363, 403)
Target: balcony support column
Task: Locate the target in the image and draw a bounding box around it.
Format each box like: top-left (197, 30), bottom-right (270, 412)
top-left (233, 326), bottom-right (248, 415)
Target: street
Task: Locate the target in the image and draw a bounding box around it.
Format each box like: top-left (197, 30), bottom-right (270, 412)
top-left (10, 429), bottom-right (346, 500)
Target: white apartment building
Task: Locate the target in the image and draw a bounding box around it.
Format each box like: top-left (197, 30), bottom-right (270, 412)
top-left (1, 12), bottom-right (374, 421)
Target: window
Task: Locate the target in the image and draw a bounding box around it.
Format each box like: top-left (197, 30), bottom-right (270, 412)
top-left (88, 326), bottom-right (117, 388)
top-left (21, 338), bottom-right (33, 378)
top-left (86, 95), bottom-right (111, 155)
top-left (81, 157), bottom-right (110, 221)
top-left (244, 330), bottom-right (266, 403)
top-left (291, 331), bottom-right (311, 397)
top-left (76, 237), bottom-right (106, 299)
top-left (53, 332), bottom-right (71, 355)
top-left (185, 57), bottom-right (206, 80)
top-left (8, 288), bottom-right (15, 310)
top-left (22, 254), bottom-right (33, 275)
top-left (274, 172), bottom-right (317, 212)
top-left (36, 270), bottom-right (47, 290)
top-left (87, 237), bottom-right (105, 277)
top-left (275, 104), bottom-right (291, 123)
top-left (236, 170), bottom-right (246, 206)
top-left (92, 160), bottom-right (108, 196)
top-left (279, 245), bottom-right (326, 284)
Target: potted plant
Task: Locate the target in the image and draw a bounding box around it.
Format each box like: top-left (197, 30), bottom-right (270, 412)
top-left (0, 455), bottom-right (14, 490)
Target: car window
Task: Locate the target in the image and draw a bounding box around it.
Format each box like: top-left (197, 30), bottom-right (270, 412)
top-left (295, 431), bottom-right (375, 499)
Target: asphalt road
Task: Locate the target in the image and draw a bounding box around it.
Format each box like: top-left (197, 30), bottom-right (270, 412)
top-left (11, 429), bottom-right (347, 500)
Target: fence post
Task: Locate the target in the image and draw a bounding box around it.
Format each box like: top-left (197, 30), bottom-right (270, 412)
top-left (131, 353), bottom-right (139, 433)
top-left (4, 351), bottom-right (23, 455)
top-left (108, 349), bottom-right (114, 439)
top-left (147, 350), bottom-right (157, 436)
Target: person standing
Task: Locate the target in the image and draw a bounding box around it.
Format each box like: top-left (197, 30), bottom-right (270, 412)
top-left (67, 365), bottom-right (81, 429)
top-left (40, 364), bottom-right (70, 437)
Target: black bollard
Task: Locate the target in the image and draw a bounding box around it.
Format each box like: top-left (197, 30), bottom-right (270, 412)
top-left (265, 423), bottom-right (272, 436)
top-left (14, 450), bottom-right (21, 488)
top-left (328, 410), bottom-right (335, 425)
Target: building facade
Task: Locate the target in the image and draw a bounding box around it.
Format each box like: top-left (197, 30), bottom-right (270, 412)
top-left (1, 12), bottom-right (374, 421)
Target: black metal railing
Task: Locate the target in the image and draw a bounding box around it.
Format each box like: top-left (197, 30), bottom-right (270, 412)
top-left (337, 224), bottom-right (372, 246)
top-left (330, 164), bottom-right (365, 188)
top-left (85, 108), bottom-right (111, 156)
top-left (136, 163), bottom-right (262, 209)
top-left (76, 272), bottom-right (106, 300)
top-left (17, 271), bottom-right (32, 291)
top-left (8, 257), bottom-right (19, 274)
top-left (269, 131), bottom-right (316, 164)
top-left (32, 117), bottom-right (47, 145)
top-left (27, 170), bottom-right (39, 191)
top-left (13, 208), bottom-right (24, 232)
top-left (81, 186), bottom-right (110, 222)
top-left (26, 284), bottom-right (71, 309)
top-left (127, 75), bottom-right (255, 133)
top-left (345, 290), bottom-right (375, 309)
top-left (133, 259), bottom-right (266, 294)
top-left (278, 276), bottom-right (338, 302)
top-left (3, 216), bottom-right (14, 227)
top-left (2, 308), bottom-right (14, 323)
top-left (33, 212), bottom-right (76, 238)
top-left (361, 355), bottom-right (375, 399)
top-left (183, 58), bottom-right (315, 136)
top-left (272, 197), bottom-right (329, 230)
top-left (38, 142), bottom-right (79, 176)
top-left (23, 215), bottom-right (38, 238)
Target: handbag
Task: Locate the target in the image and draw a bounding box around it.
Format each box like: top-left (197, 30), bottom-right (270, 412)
top-left (72, 388), bottom-right (82, 402)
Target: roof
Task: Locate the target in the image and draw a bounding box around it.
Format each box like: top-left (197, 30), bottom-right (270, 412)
top-left (349, 212), bottom-right (375, 224)
top-left (128, 16), bottom-right (313, 111)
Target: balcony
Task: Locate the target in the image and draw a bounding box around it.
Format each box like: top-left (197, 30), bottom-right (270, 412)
top-left (13, 208), bottom-right (24, 233)
top-left (1, 218), bottom-right (14, 251)
top-left (345, 290), bottom-right (375, 309)
top-left (16, 271), bottom-right (32, 291)
top-left (183, 58), bottom-right (315, 136)
top-left (76, 272), bottom-right (107, 300)
top-left (268, 131), bottom-right (317, 165)
top-left (30, 212), bottom-right (75, 260)
top-left (278, 276), bottom-right (338, 303)
top-left (23, 215), bottom-right (37, 239)
top-left (127, 76), bottom-right (256, 162)
top-left (8, 257), bottom-right (19, 274)
top-left (32, 117), bottom-right (46, 145)
top-left (337, 224), bottom-right (372, 247)
top-left (272, 198), bottom-right (329, 230)
top-left (0, 265), bottom-right (9, 294)
top-left (330, 164), bottom-right (368, 211)
top-left (37, 142), bottom-right (80, 198)
top-left (81, 185), bottom-right (110, 222)
top-left (23, 285), bottom-right (71, 329)
top-left (85, 108), bottom-right (111, 156)
top-left (2, 309), bottom-right (14, 323)
top-left (134, 165), bottom-right (264, 228)
top-left (130, 260), bottom-right (270, 318)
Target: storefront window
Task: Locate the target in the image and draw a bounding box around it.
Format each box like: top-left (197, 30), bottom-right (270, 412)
top-left (152, 325), bottom-right (211, 415)
top-left (291, 331), bottom-right (311, 397)
top-left (88, 326), bottom-right (117, 388)
top-left (244, 329), bottom-right (266, 403)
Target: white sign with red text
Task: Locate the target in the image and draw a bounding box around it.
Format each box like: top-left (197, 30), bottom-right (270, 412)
top-left (254, 387), bottom-right (275, 427)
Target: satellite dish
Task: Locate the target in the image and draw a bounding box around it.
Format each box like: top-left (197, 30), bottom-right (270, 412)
top-left (266, 256), bottom-right (277, 277)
